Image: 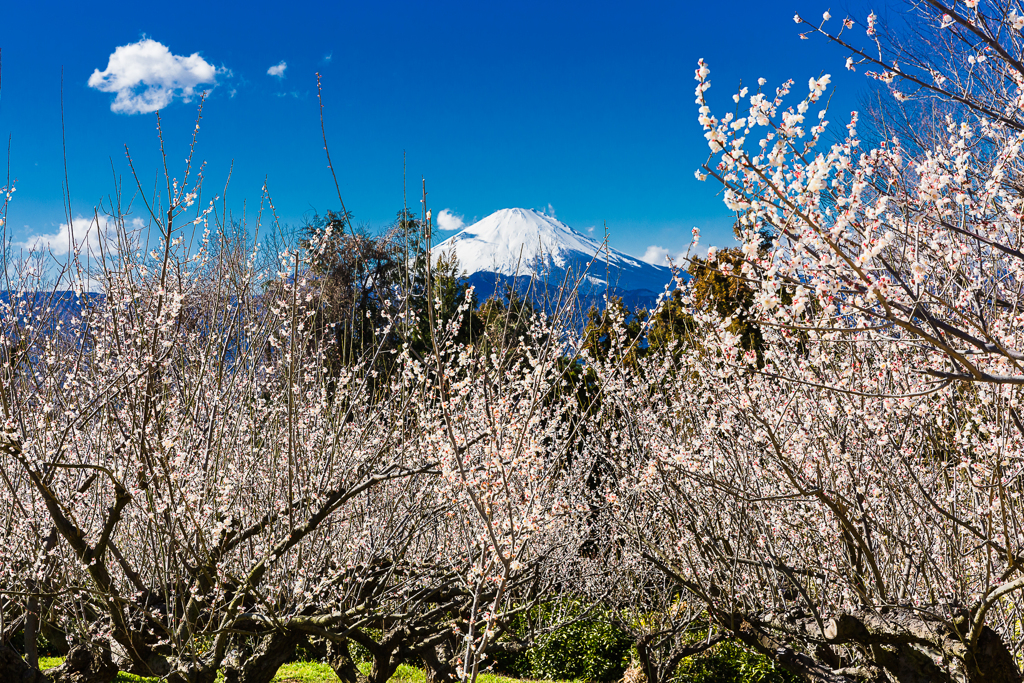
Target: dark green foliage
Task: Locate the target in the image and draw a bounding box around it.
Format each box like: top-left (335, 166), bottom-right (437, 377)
top-left (413, 248), bottom-right (482, 356)
top-left (298, 210), bottom-right (403, 368)
top-left (581, 297), bottom-right (646, 368)
top-left (526, 620), bottom-right (631, 682)
top-left (489, 646), bottom-right (531, 678)
top-left (686, 249), bottom-right (763, 362)
top-left (676, 641), bottom-right (800, 683)
top-left (492, 616), bottom-right (631, 682)
top-left (476, 286), bottom-right (538, 361)
top-left (298, 208), bottom-right (486, 369)
top-left (6, 628), bottom-right (63, 658)
top-left (646, 288), bottom-right (694, 357)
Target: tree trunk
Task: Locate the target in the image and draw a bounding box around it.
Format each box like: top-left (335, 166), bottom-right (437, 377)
top-left (107, 632), bottom-right (169, 678)
top-left (971, 626), bottom-right (1024, 683)
top-left (329, 640), bottom-right (368, 683)
top-left (25, 599), bottom-right (40, 671)
top-left (223, 631), bottom-right (304, 683)
top-left (26, 527), bottom-right (60, 671)
top-left (163, 656), bottom-right (218, 683)
top-left (712, 607), bottom-right (1024, 683)
top-left (634, 641), bottom-right (664, 683)
top-left (419, 642), bottom-right (458, 683)
top-left (823, 610), bottom-right (1023, 683)
top-left (44, 642), bottom-right (118, 683)
top-left (39, 619), bottom-right (70, 656)
top-left (634, 635), bottom-right (726, 683)
top-left (0, 642), bottom-right (48, 683)
top-left (368, 654), bottom-right (400, 683)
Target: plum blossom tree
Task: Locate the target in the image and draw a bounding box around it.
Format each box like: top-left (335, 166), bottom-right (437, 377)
top-left (594, 1), bottom-right (1024, 681)
top-left (0, 112), bottom-right (610, 683)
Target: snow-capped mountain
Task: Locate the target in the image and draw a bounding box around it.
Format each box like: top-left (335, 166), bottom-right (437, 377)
top-left (432, 208), bottom-right (672, 301)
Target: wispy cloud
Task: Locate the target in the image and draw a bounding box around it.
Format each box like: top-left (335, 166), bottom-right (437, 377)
top-left (88, 39), bottom-right (222, 114)
top-left (436, 209), bottom-right (466, 232)
top-left (267, 61), bottom-right (287, 78)
top-left (323, 52), bottom-right (333, 63)
top-left (17, 215), bottom-right (145, 257)
top-left (641, 243), bottom-right (709, 265)
top-left (641, 245), bottom-right (684, 266)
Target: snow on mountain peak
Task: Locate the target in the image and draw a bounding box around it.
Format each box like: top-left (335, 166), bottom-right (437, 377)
top-left (432, 208), bottom-right (671, 294)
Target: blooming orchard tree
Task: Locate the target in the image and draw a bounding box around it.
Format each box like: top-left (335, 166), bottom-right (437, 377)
top-left (0, 156), bottom-right (445, 683)
top-left (0, 120), bottom-right (607, 683)
top-left (413, 298), bottom-right (599, 683)
top-left (599, 319), bottom-right (1024, 681)
top-left (589, 1), bottom-right (1024, 681)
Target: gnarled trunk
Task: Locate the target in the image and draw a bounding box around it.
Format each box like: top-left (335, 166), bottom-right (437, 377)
top-left (368, 653), bottom-right (401, 683)
top-left (822, 610), bottom-right (1022, 683)
top-left (419, 639), bottom-right (458, 683)
top-left (717, 607), bottom-right (1023, 683)
top-left (39, 619), bottom-right (70, 657)
top-left (44, 642), bottom-right (117, 683)
top-left (329, 639), bottom-right (368, 683)
top-left (0, 642), bottom-right (48, 683)
top-left (222, 631), bottom-right (305, 683)
top-left (633, 633), bottom-right (727, 683)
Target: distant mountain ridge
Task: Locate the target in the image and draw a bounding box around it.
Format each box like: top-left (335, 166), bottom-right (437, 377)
top-left (431, 208), bottom-right (674, 306)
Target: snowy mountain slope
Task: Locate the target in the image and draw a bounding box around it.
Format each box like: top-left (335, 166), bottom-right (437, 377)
top-left (432, 208), bottom-right (673, 297)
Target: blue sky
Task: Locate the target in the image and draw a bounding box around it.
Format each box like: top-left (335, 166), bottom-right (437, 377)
top-left (1, 0), bottom-right (874, 264)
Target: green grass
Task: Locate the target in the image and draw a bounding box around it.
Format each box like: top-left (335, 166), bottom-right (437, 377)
top-left (38, 657), bottom-right (62, 671)
top-left (39, 656), bottom-right (158, 682)
top-left (274, 660), bottom-right (339, 683)
top-left (475, 673), bottom-right (565, 683)
top-left (36, 657), bottom-right (566, 683)
top-left (358, 663), bottom-right (425, 683)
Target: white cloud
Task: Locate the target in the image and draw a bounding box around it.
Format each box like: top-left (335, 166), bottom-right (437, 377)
top-left (17, 215), bottom-right (145, 257)
top-left (437, 209), bottom-right (466, 232)
top-left (323, 52), bottom-right (333, 63)
top-left (641, 244), bottom-right (710, 265)
top-left (88, 39), bottom-right (221, 114)
top-left (267, 61), bottom-right (287, 78)
top-left (642, 245), bottom-right (684, 266)
top-left (641, 245), bottom-right (672, 265)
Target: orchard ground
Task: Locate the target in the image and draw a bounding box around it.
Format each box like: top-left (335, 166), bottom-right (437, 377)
top-left (37, 658), bottom-right (566, 683)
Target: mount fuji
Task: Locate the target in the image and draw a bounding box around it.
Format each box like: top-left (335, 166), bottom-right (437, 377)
top-left (431, 208), bottom-right (674, 306)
